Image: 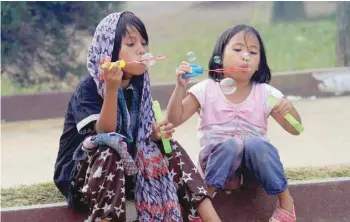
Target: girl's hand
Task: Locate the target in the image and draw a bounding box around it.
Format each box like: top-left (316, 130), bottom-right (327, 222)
top-left (176, 61), bottom-right (192, 88)
top-left (151, 119), bottom-right (175, 141)
top-left (100, 56), bottom-right (123, 91)
top-left (272, 97), bottom-right (293, 117)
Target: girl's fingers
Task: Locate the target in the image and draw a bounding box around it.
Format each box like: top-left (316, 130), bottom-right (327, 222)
top-left (179, 66), bottom-right (192, 74)
top-left (159, 119), bottom-right (169, 126)
top-left (105, 56), bottom-right (111, 63)
top-left (279, 106), bottom-right (288, 116)
top-left (163, 128), bottom-right (175, 135)
top-left (102, 62), bottom-right (112, 76)
top-left (163, 123), bottom-right (174, 132)
top-left (162, 133), bottom-right (173, 139)
top-left (276, 105), bottom-right (286, 115)
top-left (181, 61), bottom-right (190, 66)
top-left (177, 70), bottom-right (185, 76)
top-left (276, 100), bottom-right (292, 116)
top-left (273, 99), bottom-right (282, 111)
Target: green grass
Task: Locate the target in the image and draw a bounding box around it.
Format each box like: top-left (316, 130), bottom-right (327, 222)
top-left (1, 77), bottom-right (50, 96)
top-left (1, 182), bottom-right (65, 208)
top-left (149, 19), bottom-right (336, 83)
top-left (285, 166), bottom-right (350, 181)
top-left (2, 18), bottom-right (336, 95)
top-left (1, 166), bottom-right (349, 208)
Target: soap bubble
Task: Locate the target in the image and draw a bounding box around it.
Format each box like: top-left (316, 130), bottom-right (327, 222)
top-left (187, 51), bottom-right (196, 62)
top-left (213, 55), bottom-right (221, 64)
top-left (142, 53), bottom-right (156, 66)
top-left (220, 78), bottom-right (236, 95)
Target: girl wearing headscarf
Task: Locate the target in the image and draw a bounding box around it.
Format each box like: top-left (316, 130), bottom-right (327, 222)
top-left (54, 11), bottom-right (221, 222)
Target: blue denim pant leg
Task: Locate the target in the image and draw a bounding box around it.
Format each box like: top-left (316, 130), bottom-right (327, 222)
top-left (243, 138), bottom-right (288, 195)
top-left (204, 138), bottom-right (244, 190)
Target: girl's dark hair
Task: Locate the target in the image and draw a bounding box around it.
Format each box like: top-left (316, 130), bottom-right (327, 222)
top-left (208, 24), bottom-right (271, 83)
top-left (111, 11), bottom-right (149, 62)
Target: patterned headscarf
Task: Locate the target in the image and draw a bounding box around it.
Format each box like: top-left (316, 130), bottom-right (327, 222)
top-left (87, 12), bottom-right (182, 221)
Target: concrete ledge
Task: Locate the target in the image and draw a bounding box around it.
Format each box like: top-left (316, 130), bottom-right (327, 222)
top-left (1, 67), bottom-right (349, 122)
top-left (212, 177), bottom-right (350, 222)
top-left (1, 178), bottom-right (349, 222)
top-left (1, 91), bottom-right (73, 122)
top-left (1, 201), bottom-right (137, 222)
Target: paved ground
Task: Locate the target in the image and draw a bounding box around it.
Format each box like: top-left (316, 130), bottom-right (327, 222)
top-left (1, 96), bottom-right (350, 188)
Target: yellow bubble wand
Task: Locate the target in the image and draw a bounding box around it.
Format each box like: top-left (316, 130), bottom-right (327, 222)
top-left (99, 54), bottom-right (166, 80)
top-left (101, 60), bottom-right (126, 70)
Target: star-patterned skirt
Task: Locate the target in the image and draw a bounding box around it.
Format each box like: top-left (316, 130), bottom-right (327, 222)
top-left (70, 140), bottom-right (211, 222)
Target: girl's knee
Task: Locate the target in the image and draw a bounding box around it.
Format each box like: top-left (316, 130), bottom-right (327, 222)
top-left (244, 138), bottom-right (278, 163)
top-left (245, 138), bottom-right (274, 155)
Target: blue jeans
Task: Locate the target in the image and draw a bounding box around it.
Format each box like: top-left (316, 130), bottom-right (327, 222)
top-left (204, 137), bottom-right (288, 195)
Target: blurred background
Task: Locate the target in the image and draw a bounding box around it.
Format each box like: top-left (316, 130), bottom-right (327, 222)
top-left (1, 1), bottom-right (349, 94)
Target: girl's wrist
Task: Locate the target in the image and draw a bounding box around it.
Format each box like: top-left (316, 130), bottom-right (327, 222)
top-left (175, 84), bottom-right (187, 92)
top-left (104, 87), bottom-right (118, 96)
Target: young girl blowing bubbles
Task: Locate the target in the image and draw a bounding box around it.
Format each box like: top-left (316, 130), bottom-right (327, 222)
top-left (167, 24), bottom-right (302, 222)
top-left (54, 11), bottom-right (221, 222)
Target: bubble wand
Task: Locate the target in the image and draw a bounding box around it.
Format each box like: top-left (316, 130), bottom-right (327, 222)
top-left (99, 53), bottom-right (166, 80)
top-left (267, 96), bottom-right (304, 133)
top-left (182, 52), bottom-right (250, 78)
top-left (182, 65), bottom-right (250, 78)
top-left (152, 100), bottom-right (172, 154)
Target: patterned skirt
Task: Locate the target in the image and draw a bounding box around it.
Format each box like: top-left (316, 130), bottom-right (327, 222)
top-left (70, 140), bottom-right (211, 222)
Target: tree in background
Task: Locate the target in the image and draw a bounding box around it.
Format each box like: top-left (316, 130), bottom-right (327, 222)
top-left (272, 1), bottom-right (306, 22)
top-left (1, 1), bottom-right (124, 89)
top-left (336, 2), bottom-right (350, 66)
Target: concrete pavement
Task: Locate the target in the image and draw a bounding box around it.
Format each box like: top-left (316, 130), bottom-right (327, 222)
top-left (1, 96), bottom-right (350, 188)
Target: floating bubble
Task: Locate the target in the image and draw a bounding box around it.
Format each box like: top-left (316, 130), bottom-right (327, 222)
top-left (142, 52), bottom-right (156, 66)
top-left (187, 51), bottom-right (196, 62)
top-left (220, 78), bottom-right (236, 95)
top-left (213, 55), bottom-right (221, 64)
